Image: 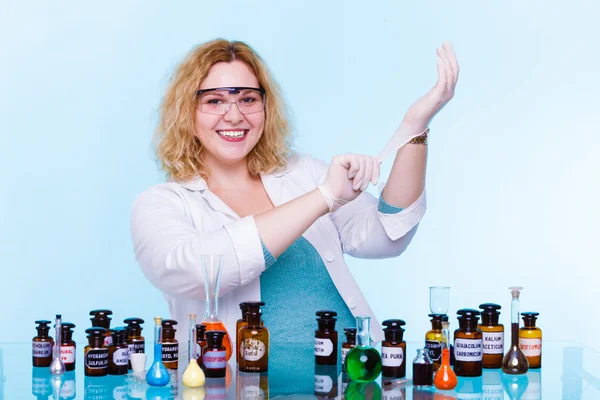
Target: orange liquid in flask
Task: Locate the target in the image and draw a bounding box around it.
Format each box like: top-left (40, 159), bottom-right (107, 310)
top-left (202, 320), bottom-right (233, 361)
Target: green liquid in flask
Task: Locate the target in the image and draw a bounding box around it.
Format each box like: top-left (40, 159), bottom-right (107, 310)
top-left (344, 316), bottom-right (382, 382)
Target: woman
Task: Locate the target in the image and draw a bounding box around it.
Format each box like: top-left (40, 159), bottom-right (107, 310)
top-left (130, 39), bottom-right (459, 362)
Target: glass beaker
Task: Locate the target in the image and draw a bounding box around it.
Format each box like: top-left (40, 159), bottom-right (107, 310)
top-left (429, 286), bottom-right (450, 315)
top-left (200, 255), bottom-right (233, 361)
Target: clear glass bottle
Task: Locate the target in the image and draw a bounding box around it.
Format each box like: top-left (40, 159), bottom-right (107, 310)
top-left (160, 319), bottom-right (179, 370)
top-left (84, 327), bottom-right (108, 377)
top-left (519, 312), bottom-right (542, 369)
top-left (146, 317), bottom-right (170, 387)
top-left (502, 287), bottom-right (529, 374)
top-left (200, 254), bottom-right (233, 361)
top-left (33, 320), bottom-right (54, 367)
top-left (478, 303), bottom-right (504, 369)
top-left (412, 348), bottom-right (433, 387)
top-left (59, 323), bottom-right (77, 372)
top-left (425, 314), bottom-right (444, 372)
top-left (454, 309), bottom-right (483, 377)
top-left (381, 319), bottom-right (406, 378)
top-left (345, 316), bottom-right (382, 382)
top-left (314, 310), bottom-right (338, 366)
top-left (239, 310), bottom-right (269, 372)
top-left (108, 327), bottom-right (129, 375)
top-left (342, 327), bottom-right (356, 372)
top-left (433, 319), bottom-right (457, 390)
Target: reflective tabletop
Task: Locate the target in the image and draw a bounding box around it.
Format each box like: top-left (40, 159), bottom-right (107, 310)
top-left (2, 341), bottom-right (599, 399)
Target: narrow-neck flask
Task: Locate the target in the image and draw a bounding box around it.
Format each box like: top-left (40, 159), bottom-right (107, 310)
top-left (146, 317), bottom-right (170, 387)
top-left (425, 313), bottom-right (445, 371)
top-left (501, 287), bottom-right (529, 374)
top-left (433, 319), bottom-right (457, 390)
top-left (344, 316), bottom-right (382, 382)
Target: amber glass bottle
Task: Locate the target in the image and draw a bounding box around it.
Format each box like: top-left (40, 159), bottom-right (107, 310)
top-left (195, 324), bottom-right (207, 368)
top-left (478, 303), bottom-right (504, 369)
top-left (236, 301), bottom-right (264, 365)
top-left (89, 309), bottom-right (113, 347)
top-left (124, 318), bottom-right (145, 354)
top-left (519, 312), bottom-right (542, 369)
top-left (425, 314), bottom-right (444, 371)
top-left (161, 319), bottom-right (179, 370)
top-left (32, 320), bottom-right (54, 367)
top-left (108, 328), bottom-right (129, 375)
top-left (381, 319), bottom-right (407, 378)
top-left (454, 309), bottom-right (483, 377)
top-left (203, 331), bottom-right (227, 378)
top-left (315, 311), bottom-right (338, 365)
top-left (84, 327), bottom-right (108, 377)
top-left (342, 328), bottom-right (356, 372)
top-left (239, 310), bottom-right (269, 372)
top-left (59, 323), bottom-right (77, 372)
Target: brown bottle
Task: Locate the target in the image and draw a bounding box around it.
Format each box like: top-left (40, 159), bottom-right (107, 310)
top-left (203, 331), bottom-right (227, 378)
top-left (59, 322), bottom-right (77, 372)
top-left (520, 312), bottom-right (542, 369)
top-left (381, 319), bottom-right (407, 378)
top-left (161, 319), bottom-right (179, 370)
top-left (454, 309), bottom-right (483, 377)
top-left (89, 309), bottom-right (113, 347)
top-left (315, 310), bottom-right (338, 366)
top-left (239, 310), bottom-right (269, 372)
top-left (195, 324), bottom-right (207, 368)
top-left (478, 303), bottom-right (504, 369)
top-left (341, 328), bottom-right (356, 372)
top-left (84, 327), bottom-right (108, 377)
top-left (108, 328), bottom-right (129, 375)
top-left (32, 320), bottom-right (54, 367)
top-left (425, 314), bottom-right (445, 372)
top-left (236, 301), bottom-right (265, 365)
top-left (124, 317), bottom-right (145, 371)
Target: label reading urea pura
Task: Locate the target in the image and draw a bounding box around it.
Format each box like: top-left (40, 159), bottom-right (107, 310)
top-left (113, 348), bottom-right (129, 366)
top-left (482, 332), bottom-right (504, 354)
top-left (133, 340), bottom-right (145, 353)
top-left (32, 341), bottom-right (52, 358)
top-left (203, 350), bottom-right (227, 369)
top-left (314, 338), bottom-right (334, 357)
top-left (161, 343), bottom-right (179, 362)
top-left (382, 347), bottom-right (404, 367)
top-left (425, 340), bottom-right (442, 361)
top-left (86, 349), bottom-right (109, 369)
top-left (454, 339), bottom-right (483, 362)
top-left (60, 346), bottom-right (76, 363)
top-left (242, 338), bottom-right (266, 361)
top-left (519, 338), bottom-right (542, 357)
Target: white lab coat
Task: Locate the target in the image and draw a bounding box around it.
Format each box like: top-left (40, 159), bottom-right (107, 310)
top-left (130, 153), bottom-right (426, 345)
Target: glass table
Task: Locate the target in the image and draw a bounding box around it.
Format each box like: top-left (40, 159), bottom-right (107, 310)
top-left (3, 340), bottom-right (599, 399)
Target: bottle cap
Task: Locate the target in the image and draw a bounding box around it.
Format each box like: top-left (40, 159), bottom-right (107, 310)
top-left (508, 287), bottom-right (523, 299)
top-left (521, 312), bottom-right (539, 327)
top-left (343, 328), bottom-right (357, 343)
top-left (315, 310), bottom-right (337, 320)
top-left (457, 309), bottom-right (480, 318)
top-left (110, 327), bottom-right (127, 345)
top-left (479, 303), bottom-right (501, 325)
top-left (195, 324), bottom-right (207, 340)
top-left (85, 327), bottom-right (107, 336)
top-left (124, 318), bottom-right (144, 336)
top-left (382, 319), bottom-right (406, 342)
top-left (35, 320), bottom-right (52, 337)
top-left (205, 331), bottom-right (226, 347)
top-left (90, 310), bottom-right (113, 329)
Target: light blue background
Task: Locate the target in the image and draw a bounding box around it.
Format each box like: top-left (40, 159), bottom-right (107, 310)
top-left (1, 0), bottom-right (598, 351)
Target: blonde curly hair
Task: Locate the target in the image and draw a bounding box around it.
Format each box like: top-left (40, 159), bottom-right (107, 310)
top-left (154, 39), bottom-right (292, 181)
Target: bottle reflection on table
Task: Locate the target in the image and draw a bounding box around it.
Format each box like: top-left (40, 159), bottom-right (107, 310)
top-left (314, 364), bottom-right (338, 398)
top-left (205, 376), bottom-right (227, 400)
top-left (237, 370), bottom-right (269, 400)
top-left (482, 369), bottom-right (503, 400)
top-left (344, 380), bottom-right (381, 400)
top-left (59, 370), bottom-right (76, 400)
top-left (523, 369), bottom-right (541, 400)
top-left (83, 374), bottom-right (111, 400)
top-left (32, 366), bottom-right (52, 400)
top-left (502, 373), bottom-right (529, 400)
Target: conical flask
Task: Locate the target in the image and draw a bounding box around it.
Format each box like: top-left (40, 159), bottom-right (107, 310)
top-left (200, 255), bottom-right (233, 361)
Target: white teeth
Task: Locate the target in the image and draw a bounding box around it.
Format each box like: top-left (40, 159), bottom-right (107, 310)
top-left (217, 130), bottom-right (246, 138)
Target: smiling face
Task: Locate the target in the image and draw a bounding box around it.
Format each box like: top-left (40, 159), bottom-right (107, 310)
top-left (194, 60), bottom-right (266, 169)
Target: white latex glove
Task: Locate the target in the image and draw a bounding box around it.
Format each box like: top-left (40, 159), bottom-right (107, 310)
top-left (318, 154), bottom-right (380, 212)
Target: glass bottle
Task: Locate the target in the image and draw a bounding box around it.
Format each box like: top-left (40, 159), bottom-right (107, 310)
top-left (59, 323), bottom-right (77, 372)
top-left (502, 287), bottom-right (529, 374)
top-left (203, 331), bottom-right (227, 378)
top-left (195, 324), bottom-right (207, 368)
top-left (123, 318), bottom-right (145, 354)
top-left (314, 310), bottom-right (338, 365)
top-left (146, 317), bottom-right (170, 386)
top-left (478, 303), bottom-right (504, 369)
top-left (200, 254), bottom-right (233, 361)
top-left (342, 327), bottom-right (356, 372)
top-left (412, 348), bottom-right (433, 387)
top-left (519, 312), bottom-right (542, 369)
top-left (381, 319), bottom-right (406, 378)
top-left (345, 316), bottom-right (382, 382)
top-left (424, 313), bottom-right (444, 372)
top-left (89, 309), bottom-right (113, 347)
top-left (33, 320), bottom-right (54, 367)
top-left (84, 327), bottom-right (108, 377)
top-left (108, 327), bottom-right (129, 375)
top-left (236, 301), bottom-right (265, 365)
top-left (182, 313), bottom-right (205, 388)
top-left (433, 319), bottom-right (457, 390)
top-left (239, 310), bottom-right (269, 372)
top-left (454, 309), bottom-right (483, 377)
top-left (160, 319), bottom-right (179, 370)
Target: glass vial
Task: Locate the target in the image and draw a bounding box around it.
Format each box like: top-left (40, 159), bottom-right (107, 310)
top-left (84, 327), bottom-right (108, 377)
top-left (454, 309), bottom-right (483, 377)
top-left (239, 310), bottom-right (269, 372)
top-left (345, 316), bottom-right (382, 382)
top-left (381, 319), bottom-right (406, 378)
top-left (412, 348), bottom-right (433, 387)
top-left (425, 313), bottom-right (445, 371)
top-left (479, 303), bottom-right (504, 369)
top-left (59, 322), bottom-right (77, 372)
top-left (519, 312), bottom-right (542, 369)
top-left (89, 309), bottom-right (113, 347)
top-left (203, 331), bottom-right (227, 378)
top-left (33, 320), bottom-right (54, 367)
top-left (314, 310), bottom-right (338, 366)
top-left (160, 319), bottom-right (179, 370)
top-left (195, 324), bottom-right (207, 368)
top-left (108, 327), bottom-right (129, 375)
top-left (342, 327), bottom-right (357, 372)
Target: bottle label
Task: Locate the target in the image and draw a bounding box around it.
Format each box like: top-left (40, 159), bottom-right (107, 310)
top-left (314, 374), bottom-right (333, 393)
top-left (127, 343), bottom-right (134, 358)
top-left (519, 338), bottom-right (542, 357)
top-left (341, 347), bottom-right (351, 365)
top-left (454, 338), bottom-right (483, 362)
top-left (314, 338), bottom-right (334, 357)
top-left (112, 348), bottom-right (129, 366)
top-left (60, 345), bottom-right (76, 364)
top-left (32, 341), bottom-right (52, 358)
top-left (133, 340), bottom-right (145, 353)
top-left (86, 348), bottom-right (109, 368)
top-left (482, 384), bottom-right (503, 400)
top-left (242, 338), bottom-right (266, 362)
top-left (203, 350), bottom-right (227, 369)
top-left (162, 343), bottom-right (179, 362)
top-left (425, 340), bottom-right (442, 361)
top-left (104, 335), bottom-right (113, 347)
top-left (59, 379), bottom-right (76, 398)
top-left (482, 331), bottom-right (504, 354)
top-left (382, 346), bottom-right (404, 367)
top-left (241, 386), bottom-right (266, 400)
